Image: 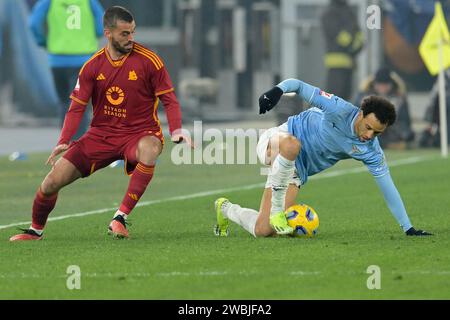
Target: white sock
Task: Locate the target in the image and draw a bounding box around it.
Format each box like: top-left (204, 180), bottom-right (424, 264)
top-left (268, 154), bottom-right (295, 215)
top-left (29, 226), bottom-right (43, 235)
top-left (113, 210), bottom-right (127, 219)
top-left (223, 203), bottom-right (258, 237)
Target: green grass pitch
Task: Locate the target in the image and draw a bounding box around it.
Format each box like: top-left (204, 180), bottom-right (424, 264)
top-left (0, 147), bottom-right (449, 299)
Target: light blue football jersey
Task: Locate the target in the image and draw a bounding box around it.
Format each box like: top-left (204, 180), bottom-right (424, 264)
top-left (276, 78), bottom-right (414, 232)
top-left (278, 79), bottom-right (388, 185)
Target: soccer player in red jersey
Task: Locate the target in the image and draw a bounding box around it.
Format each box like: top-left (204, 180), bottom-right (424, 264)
top-left (10, 6), bottom-right (193, 241)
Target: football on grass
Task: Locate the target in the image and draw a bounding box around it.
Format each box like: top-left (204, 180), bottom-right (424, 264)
top-left (285, 204), bottom-right (319, 237)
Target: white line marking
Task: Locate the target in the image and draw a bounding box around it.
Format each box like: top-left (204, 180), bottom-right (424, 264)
top-left (0, 183), bottom-right (263, 230)
top-left (0, 155), bottom-right (436, 230)
top-left (0, 270), bottom-right (317, 278)
top-left (0, 269), bottom-right (449, 279)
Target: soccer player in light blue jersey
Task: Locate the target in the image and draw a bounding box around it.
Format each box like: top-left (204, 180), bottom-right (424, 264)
top-left (214, 78), bottom-right (432, 238)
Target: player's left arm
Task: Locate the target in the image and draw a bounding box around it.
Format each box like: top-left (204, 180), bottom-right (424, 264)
top-left (374, 174), bottom-right (432, 236)
top-left (158, 91), bottom-right (194, 148)
top-left (365, 147), bottom-right (432, 236)
top-left (151, 64), bottom-right (194, 148)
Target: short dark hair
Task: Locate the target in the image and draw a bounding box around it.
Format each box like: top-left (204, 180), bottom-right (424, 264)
top-left (360, 96), bottom-right (396, 126)
top-left (103, 6), bottom-right (134, 29)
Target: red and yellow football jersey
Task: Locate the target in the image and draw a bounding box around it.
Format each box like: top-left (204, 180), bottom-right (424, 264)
top-left (70, 42), bottom-right (178, 135)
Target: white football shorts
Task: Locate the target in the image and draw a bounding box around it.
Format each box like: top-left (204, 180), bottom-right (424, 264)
top-left (256, 122), bottom-right (302, 188)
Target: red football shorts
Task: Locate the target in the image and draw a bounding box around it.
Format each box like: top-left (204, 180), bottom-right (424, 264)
top-left (63, 128), bottom-right (164, 177)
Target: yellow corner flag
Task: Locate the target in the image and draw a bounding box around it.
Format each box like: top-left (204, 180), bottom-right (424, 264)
top-left (419, 2), bottom-right (450, 76)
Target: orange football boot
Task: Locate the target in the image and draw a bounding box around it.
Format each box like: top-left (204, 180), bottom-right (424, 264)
top-left (9, 228), bottom-right (43, 241)
top-left (108, 215), bottom-right (129, 239)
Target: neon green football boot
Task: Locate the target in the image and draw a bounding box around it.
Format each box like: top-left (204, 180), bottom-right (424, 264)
top-left (270, 211), bottom-right (294, 235)
top-left (214, 197), bottom-right (230, 237)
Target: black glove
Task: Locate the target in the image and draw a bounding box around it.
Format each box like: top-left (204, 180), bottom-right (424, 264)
top-left (259, 86), bottom-right (283, 114)
top-left (405, 227), bottom-right (433, 236)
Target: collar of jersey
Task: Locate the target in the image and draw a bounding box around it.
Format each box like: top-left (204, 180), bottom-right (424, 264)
top-left (104, 46), bottom-right (132, 68)
top-left (350, 110), bottom-right (372, 144)
top-left (350, 109), bottom-right (359, 139)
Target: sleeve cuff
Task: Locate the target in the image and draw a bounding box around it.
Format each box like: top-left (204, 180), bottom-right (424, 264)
top-left (155, 88), bottom-right (174, 96)
top-left (70, 95), bottom-right (88, 106)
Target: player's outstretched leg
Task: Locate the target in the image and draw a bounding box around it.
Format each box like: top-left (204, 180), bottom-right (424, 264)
top-left (9, 188), bottom-right (58, 241)
top-left (214, 183), bottom-right (299, 238)
top-left (214, 198), bottom-right (259, 237)
top-left (10, 158), bottom-right (81, 241)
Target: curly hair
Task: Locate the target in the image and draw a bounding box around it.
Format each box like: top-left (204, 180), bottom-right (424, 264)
top-left (360, 96), bottom-right (396, 126)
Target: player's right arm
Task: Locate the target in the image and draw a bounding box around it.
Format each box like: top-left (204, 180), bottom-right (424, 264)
top-left (46, 100), bottom-right (87, 166)
top-left (47, 102), bottom-right (87, 166)
top-left (47, 60), bottom-right (95, 165)
top-left (259, 78), bottom-right (352, 115)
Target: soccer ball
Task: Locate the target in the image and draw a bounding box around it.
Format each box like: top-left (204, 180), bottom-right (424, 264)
top-left (285, 204), bottom-right (319, 238)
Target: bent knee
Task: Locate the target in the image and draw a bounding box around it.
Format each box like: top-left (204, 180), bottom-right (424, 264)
top-left (279, 135), bottom-right (301, 159)
top-left (137, 137), bottom-right (163, 164)
top-left (280, 134), bottom-right (301, 151)
top-left (41, 175), bottom-right (61, 195)
top-left (267, 134), bottom-right (301, 164)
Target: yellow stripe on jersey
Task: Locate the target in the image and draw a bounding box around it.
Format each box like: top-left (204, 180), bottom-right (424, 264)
top-left (90, 162), bottom-right (96, 175)
top-left (155, 88), bottom-right (174, 96)
top-left (133, 43), bottom-right (164, 68)
top-left (133, 48), bottom-right (162, 70)
top-left (153, 98), bottom-right (161, 127)
top-left (134, 44), bottom-right (164, 68)
top-left (79, 49), bottom-right (105, 75)
top-left (124, 157), bottom-right (132, 176)
top-left (70, 95), bottom-right (88, 106)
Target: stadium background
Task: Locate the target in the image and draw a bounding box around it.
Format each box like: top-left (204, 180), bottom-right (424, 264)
top-left (1, 0), bottom-right (447, 130)
top-left (0, 0), bottom-right (449, 300)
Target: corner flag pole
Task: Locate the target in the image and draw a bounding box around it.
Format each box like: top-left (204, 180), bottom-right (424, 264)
top-left (438, 36), bottom-right (448, 158)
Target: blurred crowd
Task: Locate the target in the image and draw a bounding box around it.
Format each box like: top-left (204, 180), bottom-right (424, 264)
top-left (0, 0), bottom-right (449, 149)
top-left (277, 0), bottom-right (450, 149)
